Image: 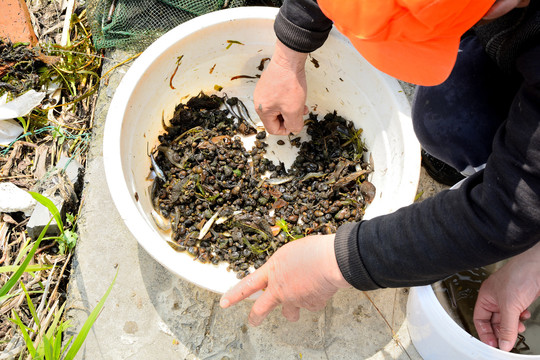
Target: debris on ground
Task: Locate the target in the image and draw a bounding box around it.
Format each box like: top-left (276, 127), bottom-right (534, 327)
top-left (0, 0), bottom-right (100, 356)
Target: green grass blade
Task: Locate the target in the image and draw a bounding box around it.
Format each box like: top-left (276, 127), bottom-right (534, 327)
top-left (0, 290), bottom-right (42, 304)
top-left (10, 311), bottom-right (38, 357)
top-left (0, 221), bottom-right (49, 299)
top-left (53, 326), bottom-right (63, 359)
top-left (43, 335), bottom-right (53, 360)
top-left (63, 270), bottom-right (118, 360)
top-left (14, 238), bottom-right (31, 265)
top-left (0, 264), bottom-right (53, 273)
top-left (29, 192), bottom-right (64, 233)
top-left (45, 303), bottom-right (65, 339)
top-left (61, 335), bottom-right (74, 355)
top-left (21, 281), bottom-right (40, 331)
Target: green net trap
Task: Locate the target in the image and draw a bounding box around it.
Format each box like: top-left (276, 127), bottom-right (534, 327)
top-left (87, 0), bottom-right (282, 51)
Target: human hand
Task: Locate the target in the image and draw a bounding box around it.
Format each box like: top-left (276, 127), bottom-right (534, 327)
top-left (219, 234), bottom-right (351, 326)
top-left (482, 0), bottom-right (530, 20)
top-left (254, 40), bottom-right (309, 135)
top-left (473, 242), bottom-right (540, 351)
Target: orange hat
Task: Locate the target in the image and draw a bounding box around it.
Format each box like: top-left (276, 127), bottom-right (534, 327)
top-left (317, 0), bottom-right (495, 86)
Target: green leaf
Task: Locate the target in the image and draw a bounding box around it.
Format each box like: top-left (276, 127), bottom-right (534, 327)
top-left (66, 213), bottom-right (76, 225)
top-left (63, 230), bottom-right (78, 250)
top-left (17, 116), bottom-right (28, 132)
top-left (61, 336), bottom-right (74, 356)
top-left (243, 238), bottom-right (270, 254)
top-left (276, 218), bottom-right (288, 232)
top-left (0, 221), bottom-right (49, 299)
top-left (29, 192), bottom-right (64, 234)
top-left (21, 281), bottom-right (40, 331)
top-left (10, 311), bottom-right (37, 357)
top-left (233, 169), bottom-right (242, 177)
top-left (13, 238), bottom-right (31, 265)
top-left (42, 336), bottom-right (53, 360)
top-left (76, 69), bottom-right (100, 78)
top-left (0, 264), bottom-right (53, 273)
top-left (64, 270), bottom-right (118, 360)
top-left (53, 325), bottom-right (64, 359)
top-left (0, 289), bottom-right (42, 304)
top-left (58, 242), bottom-right (66, 255)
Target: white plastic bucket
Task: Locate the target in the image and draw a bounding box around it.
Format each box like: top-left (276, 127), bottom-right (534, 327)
top-left (408, 285), bottom-right (540, 360)
top-left (103, 7), bottom-right (420, 294)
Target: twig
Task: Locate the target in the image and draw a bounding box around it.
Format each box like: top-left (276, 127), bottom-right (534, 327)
top-left (88, 90), bottom-right (99, 130)
top-left (35, 242), bottom-right (56, 255)
top-left (1, 143), bottom-right (23, 177)
top-left (363, 292), bottom-right (412, 359)
top-left (13, 141), bottom-right (37, 149)
top-left (0, 224), bottom-right (9, 266)
top-left (0, 174), bottom-right (33, 180)
top-left (47, 252), bottom-right (71, 305)
top-left (35, 258), bottom-right (59, 319)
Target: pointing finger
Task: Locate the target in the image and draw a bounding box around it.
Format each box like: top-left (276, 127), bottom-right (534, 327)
top-left (220, 268), bottom-right (268, 308)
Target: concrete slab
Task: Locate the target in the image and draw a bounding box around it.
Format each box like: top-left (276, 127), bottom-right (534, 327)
top-left (66, 49), bottom-right (446, 360)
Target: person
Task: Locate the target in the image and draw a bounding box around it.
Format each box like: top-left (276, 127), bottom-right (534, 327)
top-left (219, 0), bottom-right (540, 352)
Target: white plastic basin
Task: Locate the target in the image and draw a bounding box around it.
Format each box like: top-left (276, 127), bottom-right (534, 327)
top-left (408, 286), bottom-right (540, 360)
top-left (103, 7), bottom-right (420, 294)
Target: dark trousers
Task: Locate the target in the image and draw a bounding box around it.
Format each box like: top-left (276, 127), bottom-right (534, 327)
top-left (412, 35), bottom-right (520, 174)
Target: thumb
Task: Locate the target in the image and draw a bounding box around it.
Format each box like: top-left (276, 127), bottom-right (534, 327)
top-left (497, 308), bottom-right (521, 351)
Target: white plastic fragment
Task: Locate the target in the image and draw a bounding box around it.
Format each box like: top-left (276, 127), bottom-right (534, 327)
top-left (0, 182), bottom-right (37, 216)
top-left (0, 119), bottom-right (26, 146)
top-left (0, 90), bottom-right (46, 120)
top-left (0, 90), bottom-right (46, 145)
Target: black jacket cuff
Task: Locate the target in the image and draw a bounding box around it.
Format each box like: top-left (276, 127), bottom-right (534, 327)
top-left (335, 221), bottom-right (382, 291)
top-left (274, 10), bottom-right (332, 53)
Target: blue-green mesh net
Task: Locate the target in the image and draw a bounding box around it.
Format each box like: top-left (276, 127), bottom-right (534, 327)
top-left (87, 0), bottom-right (282, 51)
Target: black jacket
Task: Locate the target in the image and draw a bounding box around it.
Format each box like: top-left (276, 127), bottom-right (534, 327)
top-left (274, 0), bottom-right (540, 290)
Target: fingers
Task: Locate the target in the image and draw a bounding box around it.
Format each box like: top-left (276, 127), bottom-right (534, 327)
top-left (260, 111), bottom-right (304, 135)
top-left (249, 288), bottom-right (281, 326)
top-left (261, 115), bottom-right (288, 135)
top-left (281, 304), bottom-right (300, 322)
top-left (474, 303), bottom-right (498, 348)
top-left (220, 269), bottom-right (268, 308)
top-left (280, 112), bottom-right (304, 134)
top-left (497, 308), bottom-right (522, 351)
top-left (474, 318), bottom-right (498, 348)
top-left (520, 309), bottom-right (531, 321)
top-left (518, 321), bottom-right (526, 333)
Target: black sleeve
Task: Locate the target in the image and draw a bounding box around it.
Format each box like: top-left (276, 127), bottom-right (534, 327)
top-left (274, 0), bottom-right (333, 53)
top-left (335, 42), bottom-right (540, 290)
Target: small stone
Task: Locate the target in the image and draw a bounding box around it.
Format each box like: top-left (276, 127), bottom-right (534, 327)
top-left (56, 156), bottom-right (84, 192)
top-left (26, 194), bottom-right (64, 239)
top-left (0, 182), bottom-right (36, 216)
